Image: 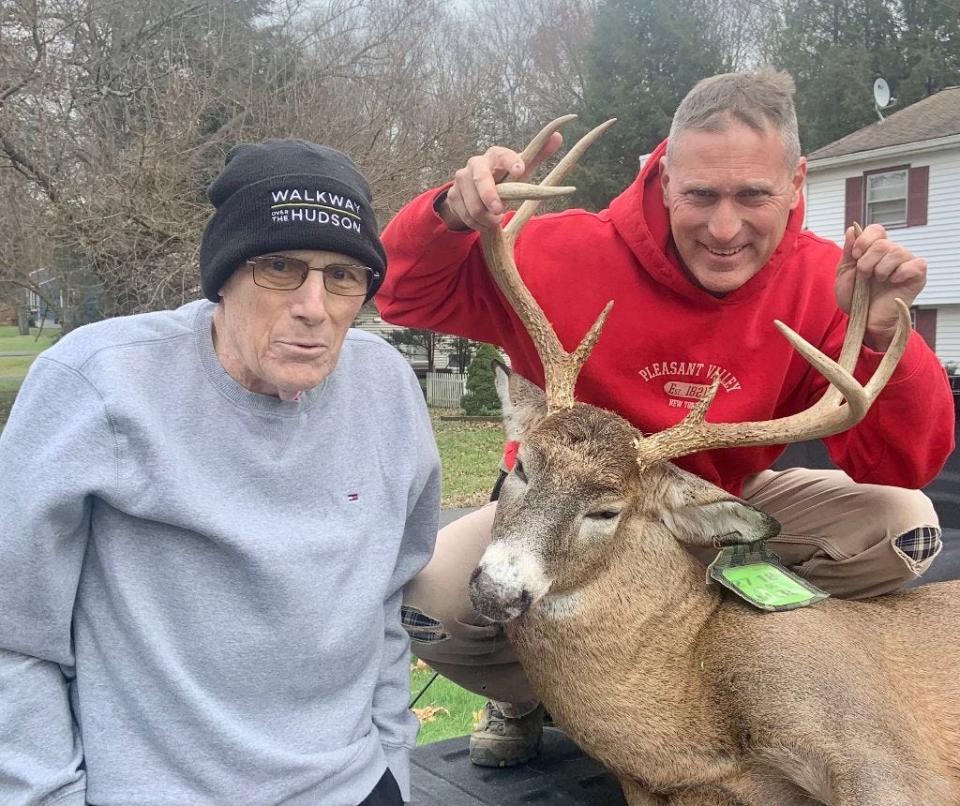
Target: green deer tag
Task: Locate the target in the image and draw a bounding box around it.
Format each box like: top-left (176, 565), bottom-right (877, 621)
top-left (707, 542), bottom-right (829, 612)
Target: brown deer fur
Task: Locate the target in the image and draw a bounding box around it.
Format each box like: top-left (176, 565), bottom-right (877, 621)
top-left (470, 367), bottom-right (960, 806)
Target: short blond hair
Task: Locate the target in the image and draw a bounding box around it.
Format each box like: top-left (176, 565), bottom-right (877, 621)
top-left (666, 67), bottom-right (801, 168)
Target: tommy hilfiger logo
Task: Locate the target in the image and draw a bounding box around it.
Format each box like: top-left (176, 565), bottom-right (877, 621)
top-left (270, 188), bottom-right (363, 233)
top-left (347, 492), bottom-right (359, 501)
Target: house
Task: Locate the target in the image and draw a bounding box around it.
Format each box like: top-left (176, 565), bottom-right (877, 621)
top-left (803, 86), bottom-right (960, 366)
top-left (354, 302), bottom-right (403, 344)
top-left (353, 303), bottom-right (464, 374)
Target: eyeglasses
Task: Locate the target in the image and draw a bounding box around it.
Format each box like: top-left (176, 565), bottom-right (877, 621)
top-left (246, 255), bottom-right (379, 296)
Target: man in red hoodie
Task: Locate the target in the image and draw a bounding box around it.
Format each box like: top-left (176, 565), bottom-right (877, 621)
top-left (378, 68), bottom-right (955, 767)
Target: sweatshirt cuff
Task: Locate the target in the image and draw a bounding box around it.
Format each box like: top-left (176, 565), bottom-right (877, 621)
top-left (856, 330), bottom-right (926, 385)
top-left (430, 183), bottom-right (453, 221)
top-left (383, 743), bottom-right (412, 802)
top-left (397, 184), bottom-right (479, 256)
top-left (426, 184), bottom-right (481, 241)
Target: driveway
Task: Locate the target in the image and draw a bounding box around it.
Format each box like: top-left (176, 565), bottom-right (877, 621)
top-left (439, 507), bottom-right (479, 529)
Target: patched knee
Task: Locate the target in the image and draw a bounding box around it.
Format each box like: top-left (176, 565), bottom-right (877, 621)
top-left (894, 526), bottom-right (942, 570)
top-left (400, 605), bottom-right (449, 643)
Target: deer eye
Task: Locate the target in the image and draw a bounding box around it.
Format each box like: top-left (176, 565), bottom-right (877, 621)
top-left (513, 459), bottom-right (528, 483)
top-left (586, 509), bottom-right (622, 521)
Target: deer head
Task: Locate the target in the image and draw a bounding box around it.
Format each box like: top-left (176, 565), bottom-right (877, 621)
top-left (467, 117), bottom-right (911, 624)
top-left (470, 363), bottom-right (782, 622)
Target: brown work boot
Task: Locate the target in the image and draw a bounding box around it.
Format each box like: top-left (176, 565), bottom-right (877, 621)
top-left (469, 700), bottom-right (544, 767)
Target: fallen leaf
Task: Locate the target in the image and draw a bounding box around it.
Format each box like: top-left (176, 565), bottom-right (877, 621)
top-left (413, 705), bottom-right (449, 725)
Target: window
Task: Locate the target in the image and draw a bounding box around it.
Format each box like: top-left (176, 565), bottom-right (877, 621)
top-left (844, 165), bottom-right (929, 229)
top-left (865, 169), bottom-right (907, 227)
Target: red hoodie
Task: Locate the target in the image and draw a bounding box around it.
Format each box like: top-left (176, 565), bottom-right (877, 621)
top-left (378, 140), bottom-right (954, 495)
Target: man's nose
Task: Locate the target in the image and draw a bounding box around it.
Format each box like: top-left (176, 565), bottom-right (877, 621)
top-left (707, 198), bottom-right (741, 243)
top-left (290, 271), bottom-right (330, 320)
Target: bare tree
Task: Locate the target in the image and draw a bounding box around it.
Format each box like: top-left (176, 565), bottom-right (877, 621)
top-left (0, 0), bottom-right (485, 323)
top-left (0, 0), bottom-right (608, 325)
top-left (462, 0), bottom-right (598, 147)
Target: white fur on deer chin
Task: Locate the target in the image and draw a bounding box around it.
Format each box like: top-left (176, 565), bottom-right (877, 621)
top-left (538, 591), bottom-right (584, 619)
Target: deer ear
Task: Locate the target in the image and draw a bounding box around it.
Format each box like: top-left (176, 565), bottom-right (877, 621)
top-left (661, 499), bottom-right (781, 549)
top-left (493, 360), bottom-right (548, 441)
top-left (650, 465), bottom-right (781, 548)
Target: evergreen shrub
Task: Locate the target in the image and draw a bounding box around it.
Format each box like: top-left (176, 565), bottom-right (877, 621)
top-left (461, 343), bottom-right (502, 416)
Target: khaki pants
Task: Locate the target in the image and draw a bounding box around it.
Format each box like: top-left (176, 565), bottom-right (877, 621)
top-left (402, 468), bottom-right (941, 707)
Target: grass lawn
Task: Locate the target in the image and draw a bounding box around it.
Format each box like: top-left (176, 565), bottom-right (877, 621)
top-left (432, 410), bottom-right (504, 507)
top-left (0, 325), bottom-right (59, 354)
top-left (410, 659), bottom-right (487, 744)
top-left (412, 411), bottom-right (502, 742)
top-left (0, 355), bottom-right (37, 376)
top-left (0, 327), bottom-right (58, 418)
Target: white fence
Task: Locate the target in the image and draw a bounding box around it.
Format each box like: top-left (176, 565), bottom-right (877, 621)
top-left (426, 372), bottom-right (467, 408)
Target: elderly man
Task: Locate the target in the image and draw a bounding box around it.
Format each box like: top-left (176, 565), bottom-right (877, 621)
top-left (0, 140), bottom-right (440, 805)
top-left (377, 68), bottom-right (955, 767)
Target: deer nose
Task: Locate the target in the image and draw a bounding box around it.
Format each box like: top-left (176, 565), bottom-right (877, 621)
top-left (469, 566), bottom-right (532, 623)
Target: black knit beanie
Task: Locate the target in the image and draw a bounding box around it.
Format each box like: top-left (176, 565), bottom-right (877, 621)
top-left (199, 139), bottom-right (387, 302)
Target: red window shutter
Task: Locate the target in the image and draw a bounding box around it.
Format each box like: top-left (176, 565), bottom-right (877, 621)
top-left (907, 166), bottom-right (929, 227)
top-left (844, 176), bottom-right (864, 228)
top-left (914, 307), bottom-right (937, 349)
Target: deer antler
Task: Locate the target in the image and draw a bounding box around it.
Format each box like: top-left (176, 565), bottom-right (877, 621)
top-left (478, 115), bottom-right (617, 412)
top-left (635, 224), bottom-right (912, 470)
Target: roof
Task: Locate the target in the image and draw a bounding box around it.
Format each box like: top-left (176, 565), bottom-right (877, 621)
top-left (807, 86), bottom-right (960, 161)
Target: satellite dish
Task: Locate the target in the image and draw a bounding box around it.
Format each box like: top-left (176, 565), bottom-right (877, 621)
top-left (874, 78), bottom-right (891, 108)
top-left (873, 78), bottom-right (896, 122)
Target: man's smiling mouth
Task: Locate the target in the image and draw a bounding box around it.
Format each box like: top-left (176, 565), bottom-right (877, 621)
top-left (705, 245), bottom-right (747, 257)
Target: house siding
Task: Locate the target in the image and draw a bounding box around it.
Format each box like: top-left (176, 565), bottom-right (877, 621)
top-left (804, 146), bottom-right (960, 306)
top-left (353, 304), bottom-right (462, 371)
top-left (353, 305), bottom-right (404, 342)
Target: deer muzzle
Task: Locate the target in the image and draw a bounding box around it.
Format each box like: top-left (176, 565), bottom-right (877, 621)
top-left (469, 566), bottom-right (532, 622)
top-left (468, 542), bottom-right (552, 623)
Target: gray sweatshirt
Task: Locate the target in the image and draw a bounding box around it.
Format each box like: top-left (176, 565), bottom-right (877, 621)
top-left (0, 301), bottom-right (440, 806)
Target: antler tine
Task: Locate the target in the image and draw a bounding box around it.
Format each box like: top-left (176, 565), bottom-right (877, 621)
top-left (497, 183), bottom-right (575, 201)
top-left (822, 222), bottom-right (868, 407)
top-left (863, 298), bottom-right (912, 395)
top-left (478, 115), bottom-right (616, 412)
top-left (635, 271), bottom-right (912, 471)
top-left (571, 301), bottom-right (615, 371)
top-left (505, 118), bottom-right (617, 241)
top-left (516, 114), bottom-right (578, 165)
top-left (480, 223), bottom-right (613, 412)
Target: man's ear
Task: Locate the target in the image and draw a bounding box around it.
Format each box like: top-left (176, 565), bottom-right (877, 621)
top-left (659, 157), bottom-right (670, 206)
top-left (789, 156), bottom-right (808, 210)
top-left (493, 360), bottom-right (548, 442)
top-left (647, 464), bottom-right (781, 548)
